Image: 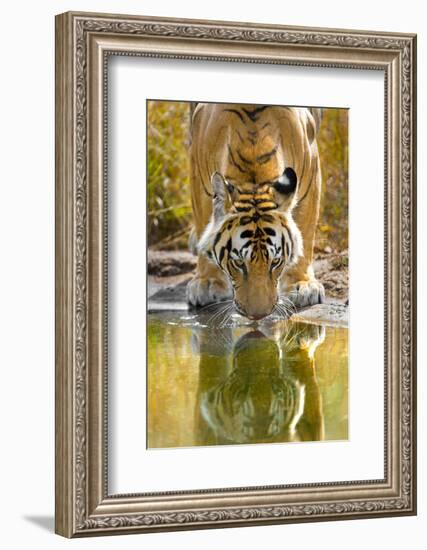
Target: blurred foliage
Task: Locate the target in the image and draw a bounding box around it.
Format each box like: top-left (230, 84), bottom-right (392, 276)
top-left (147, 101), bottom-right (192, 248)
top-left (147, 101), bottom-right (348, 251)
top-left (316, 109), bottom-right (348, 251)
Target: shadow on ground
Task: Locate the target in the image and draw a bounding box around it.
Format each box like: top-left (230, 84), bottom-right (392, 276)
top-left (23, 515), bottom-right (54, 533)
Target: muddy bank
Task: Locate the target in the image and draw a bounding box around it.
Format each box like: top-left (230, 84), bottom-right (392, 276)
top-left (148, 250), bottom-right (197, 278)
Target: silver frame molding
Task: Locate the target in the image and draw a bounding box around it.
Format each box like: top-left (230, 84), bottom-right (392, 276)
top-left (55, 11), bottom-right (417, 538)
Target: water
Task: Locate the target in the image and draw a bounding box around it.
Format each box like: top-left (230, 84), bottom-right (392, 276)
top-left (147, 310), bottom-right (348, 449)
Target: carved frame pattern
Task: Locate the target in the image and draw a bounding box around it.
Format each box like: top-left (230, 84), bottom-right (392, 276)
top-left (55, 11), bottom-right (416, 537)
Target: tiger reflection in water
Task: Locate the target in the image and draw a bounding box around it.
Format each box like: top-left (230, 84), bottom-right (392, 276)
top-left (193, 322), bottom-right (325, 446)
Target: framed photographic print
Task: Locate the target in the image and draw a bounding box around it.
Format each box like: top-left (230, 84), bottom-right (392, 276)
top-left (55, 11), bottom-right (417, 537)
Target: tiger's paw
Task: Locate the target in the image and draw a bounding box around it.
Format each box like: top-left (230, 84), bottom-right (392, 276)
top-left (186, 276), bottom-right (233, 308)
top-left (286, 279), bottom-right (325, 309)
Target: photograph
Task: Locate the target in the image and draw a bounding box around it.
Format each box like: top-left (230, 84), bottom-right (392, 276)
top-left (147, 101), bottom-right (349, 449)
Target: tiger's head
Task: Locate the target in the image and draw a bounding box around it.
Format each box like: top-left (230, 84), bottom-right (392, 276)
top-left (198, 172), bottom-right (303, 320)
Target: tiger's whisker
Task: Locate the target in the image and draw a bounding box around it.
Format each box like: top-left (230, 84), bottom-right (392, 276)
top-left (206, 302), bottom-right (233, 326)
top-left (274, 303), bottom-right (292, 320)
top-left (218, 306), bottom-right (235, 328)
top-left (217, 304), bottom-right (235, 328)
top-left (196, 300), bottom-right (234, 313)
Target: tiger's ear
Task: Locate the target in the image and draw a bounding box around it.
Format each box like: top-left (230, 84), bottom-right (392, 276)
top-left (272, 167), bottom-right (298, 211)
top-left (211, 172), bottom-right (233, 222)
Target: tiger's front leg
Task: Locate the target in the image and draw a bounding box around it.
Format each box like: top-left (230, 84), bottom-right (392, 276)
top-left (280, 259), bottom-right (325, 308)
top-left (187, 254), bottom-right (233, 308)
top-left (280, 166), bottom-right (325, 308)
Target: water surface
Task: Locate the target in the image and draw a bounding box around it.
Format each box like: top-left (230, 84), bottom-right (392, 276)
top-left (147, 311), bottom-right (348, 449)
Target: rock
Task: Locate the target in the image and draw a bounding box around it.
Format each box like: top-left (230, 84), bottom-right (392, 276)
top-left (291, 303), bottom-right (348, 328)
top-left (148, 250), bottom-right (196, 276)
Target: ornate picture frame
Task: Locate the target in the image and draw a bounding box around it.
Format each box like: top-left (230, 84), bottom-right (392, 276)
top-left (55, 11), bottom-right (416, 537)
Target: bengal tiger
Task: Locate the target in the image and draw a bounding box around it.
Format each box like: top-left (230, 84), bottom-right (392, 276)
top-left (187, 102), bottom-right (325, 320)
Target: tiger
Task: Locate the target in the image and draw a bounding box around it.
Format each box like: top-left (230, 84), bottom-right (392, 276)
top-left (187, 102), bottom-right (325, 320)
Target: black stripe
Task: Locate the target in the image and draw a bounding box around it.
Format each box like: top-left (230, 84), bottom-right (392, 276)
top-left (242, 105), bottom-right (272, 122)
top-left (223, 108), bottom-right (246, 124)
top-left (197, 163), bottom-right (213, 197)
top-left (247, 130), bottom-right (257, 145)
top-left (213, 232), bottom-right (222, 248)
top-left (201, 180), bottom-right (213, 197)
top-left (228, 145), bottom-right (247, 174)
top-left (235, 205), bottom-right (253, 212)
top-left (257, 146), bottom-right (278, 165)
top-left (218, 237), bottom-right (232, 265)
top-left (237, 150), bottom-right (253, 165)
top-left (295, 152), bottom-right (311, 207)
top-left (283, 226), bottom-right (293, 258)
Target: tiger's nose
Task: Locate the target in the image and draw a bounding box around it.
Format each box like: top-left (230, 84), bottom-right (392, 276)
top-left (247, 313), bottom-right (266, 321)
top-left (235, 302), bottom-right (273, 320)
